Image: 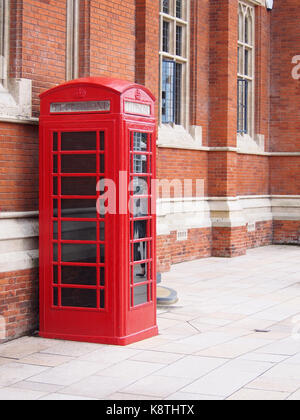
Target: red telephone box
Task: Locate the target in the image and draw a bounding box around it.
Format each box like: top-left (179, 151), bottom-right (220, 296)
top-left (39, 77), bottom-right (158, 345)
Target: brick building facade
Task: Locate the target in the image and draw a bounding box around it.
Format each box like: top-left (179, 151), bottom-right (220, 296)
top-left (0, 0), bottom-right (299, 341)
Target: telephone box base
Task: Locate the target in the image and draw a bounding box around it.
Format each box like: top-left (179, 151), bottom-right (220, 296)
top-left (39, 325), bottom-right (158, 346)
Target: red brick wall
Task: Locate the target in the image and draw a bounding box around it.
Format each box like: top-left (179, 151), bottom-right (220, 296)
top-left (247, 221), bottom-right (273, 249)
top-left (157, 228), bottom-right (212, 273)
top-left (0, 122), bottom-right (39, 212)
top-left (270, 0), bottom-right (300, 152)
top-left (237, 154), bottom-right (269, 196)
top-left (0, 268), bottom-right (38, 343)
top-left (190, 0), bottom-right (210, 146)
top-left (270, 156), bottom-right (300, 195)
top-left (19, 0), bottom-right (67, 117)
top-left (273, 221), bottom-right (300, 245)
top-left (212, 226), bottom-right (247, 257)
top-left (89, 0), bottom-right (136, 81)
top-left (157, 148), bottom-right (208, 198)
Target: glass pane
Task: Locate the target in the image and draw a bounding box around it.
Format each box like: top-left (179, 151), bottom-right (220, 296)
top-left (134, 284), bottom-right (148, 306)
top-left (100, 132), bottom-right (105, 151)
top-left (133, 241), bottom-right (148, 262)
top-left (100, 244), bottom-right (105, 263)
top-left (133, 132), bottom-right (148, 151)
top-left (53, 243), bottom-right (58, 262)
top-left (132, 155), bottom-right (148, 174)
top-left (133, 263), bottom-right (149, 284)
top-left (162, 60), bottom-right (175, 123)
top-left (176, 0), bottom-right (182, 18)
top-left (99, 222), bottom-right (105, 241)
top-left (100, 154), bottom-right (105, 173)
top-left (53, 265), bottom-right (58, 284)
top-left (131, 197), bottom-right (149, 217)
top-left (175, 62), bottom-right (182, 125)
top-left (61, 288), bottom-right (97, 308)
top-left (133, 220), bottom-right (148, 240)
top-left (61, 221), bottom-right (97, 241)
top-left (53, 287), bottom-right (58, 306)
top-left (61, 243), bottom-right (97, 263)
top-left (163, 0), bottom-right (169, 14)
top-left (176, 26), bottom-right (182, 56)
top-left (100, 290), bottom-right (105, 309)
top-left (53, 177), bottom-right (58, 195)
top-left (53, 132), bottom-right (58, 151)
top-left (61, 177), bottom-right (97, 196)
top-left (163, 20), bottom-right (169, 53)
top-left (61, 132), bottom-right (96, 151)
top-left (53, 199), bottom-right (58, 217)
top-left (131, 177), bottom-right (149, 195)
top-left (53, 155), bottom-right (58, 173)
top-left (100, 267), bottom-right (105, 286)
top-left (53, 221), bottom-right (58, 240)
top-left (61, 199), bottom-right (97, 219)
top-left (61, 266), bottom-right (97, 286)
top-left (61, 155), bottom-right (96, 174)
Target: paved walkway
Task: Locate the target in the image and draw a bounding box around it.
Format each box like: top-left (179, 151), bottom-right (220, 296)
top-left (0, 245), bottom-right (300, 400)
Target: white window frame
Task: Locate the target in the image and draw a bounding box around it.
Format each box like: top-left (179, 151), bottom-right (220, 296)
top-left (0, 0), bottom-right (9, 88)
top-left (66, 0), bottom-right (79, 81)
top-left (238, 0), bottom-right (255, 138)
top-left (159, 0), bottom-right (190, 129)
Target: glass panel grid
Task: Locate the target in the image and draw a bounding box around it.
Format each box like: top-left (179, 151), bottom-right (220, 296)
top-left (129, 132), bottom-right (153, 308)
top-left (52, 131), bottom-right (106, 311)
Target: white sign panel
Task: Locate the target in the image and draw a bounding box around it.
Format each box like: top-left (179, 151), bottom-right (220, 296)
top-left (124, 101), bottom-right (151, 116)
top-left (50, 101), bottom-right (110, 113)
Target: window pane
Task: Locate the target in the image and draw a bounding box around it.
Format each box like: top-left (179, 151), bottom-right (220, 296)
top-left (133, 132), bottom-right (148, 151)
top-left (61, 266), bottom-right (97, 286)
top-left (134, 284), bottom-right (148, 306)
top-left (61, 221), bottom-right (97, 241)
top-left (162, 21), bottom-right (170, 53)
top-left (133, 241), bottom-right (148, 262)
top-left (132, 155), bottom-right (148, 174)
top-left (131, 177), bottom-right (149, 195)
top-left (133, 220), bottom-right (148, 240)
top-left (132, 263), bottom-right (149, 284)
top-left (61, 288), bottom-right (97, 308)
top-left (163, 0), bottom-right (169, 14)
top-left (61, 177), bottom-right (97, 196)
top-left (176, 0), bottom-right (182, 18)
top-left (61, 199), bottom-right (97, 218)
top-left (61, 155), bottom-right (96, 174)
top-left (61, 132), bottom-right (96, 151)
top-left (175, 63), bottom-right (182, 125)
top-left (53, 155), bottom-right (58, 173)
top-left (176, 26), bottom-right (182, 57)
top-left (131, 197), bottom-right (149, 217)
top-left (162, 60), bottom-right (175, 123)
top-left (61, 243), bottom-right (97, 263)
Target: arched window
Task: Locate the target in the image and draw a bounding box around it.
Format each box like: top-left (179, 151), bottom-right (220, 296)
top-left (160, 0), bottom-right (189, 127)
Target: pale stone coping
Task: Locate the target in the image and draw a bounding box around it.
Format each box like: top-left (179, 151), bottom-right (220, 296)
top-left (157, 141), bottom-right (300, 156)
top-left (0, 211), bottom-right (39, 219)
top-left (0, 249), bottom-right (38, 273)
top-left (0, 78), bottom-right (33, 120)
top-left (0, 116), bottom-right (39, 125)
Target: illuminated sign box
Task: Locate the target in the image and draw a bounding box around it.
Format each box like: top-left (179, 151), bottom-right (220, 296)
top-left (50, 100), bottom-right (110, 113)
top-left (124, 101), bottom-right (151, 116)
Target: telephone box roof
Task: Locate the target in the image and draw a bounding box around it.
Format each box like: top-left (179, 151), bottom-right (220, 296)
top-left (40, 77), bottom-right (156, 101)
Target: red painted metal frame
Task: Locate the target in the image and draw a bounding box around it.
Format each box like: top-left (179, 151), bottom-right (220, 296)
top-left (39, 78), bottom-right (158, 345)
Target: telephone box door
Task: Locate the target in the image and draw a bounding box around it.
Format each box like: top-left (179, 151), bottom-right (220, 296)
top-left (40, 121), bottom-right (116, 343)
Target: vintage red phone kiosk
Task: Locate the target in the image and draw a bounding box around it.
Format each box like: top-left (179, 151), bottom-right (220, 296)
top-left (39, 77), bottom-right (158, 345)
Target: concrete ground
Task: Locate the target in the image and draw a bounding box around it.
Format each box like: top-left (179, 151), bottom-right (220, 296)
top-left (0, 245), bottom-right (300, 400)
